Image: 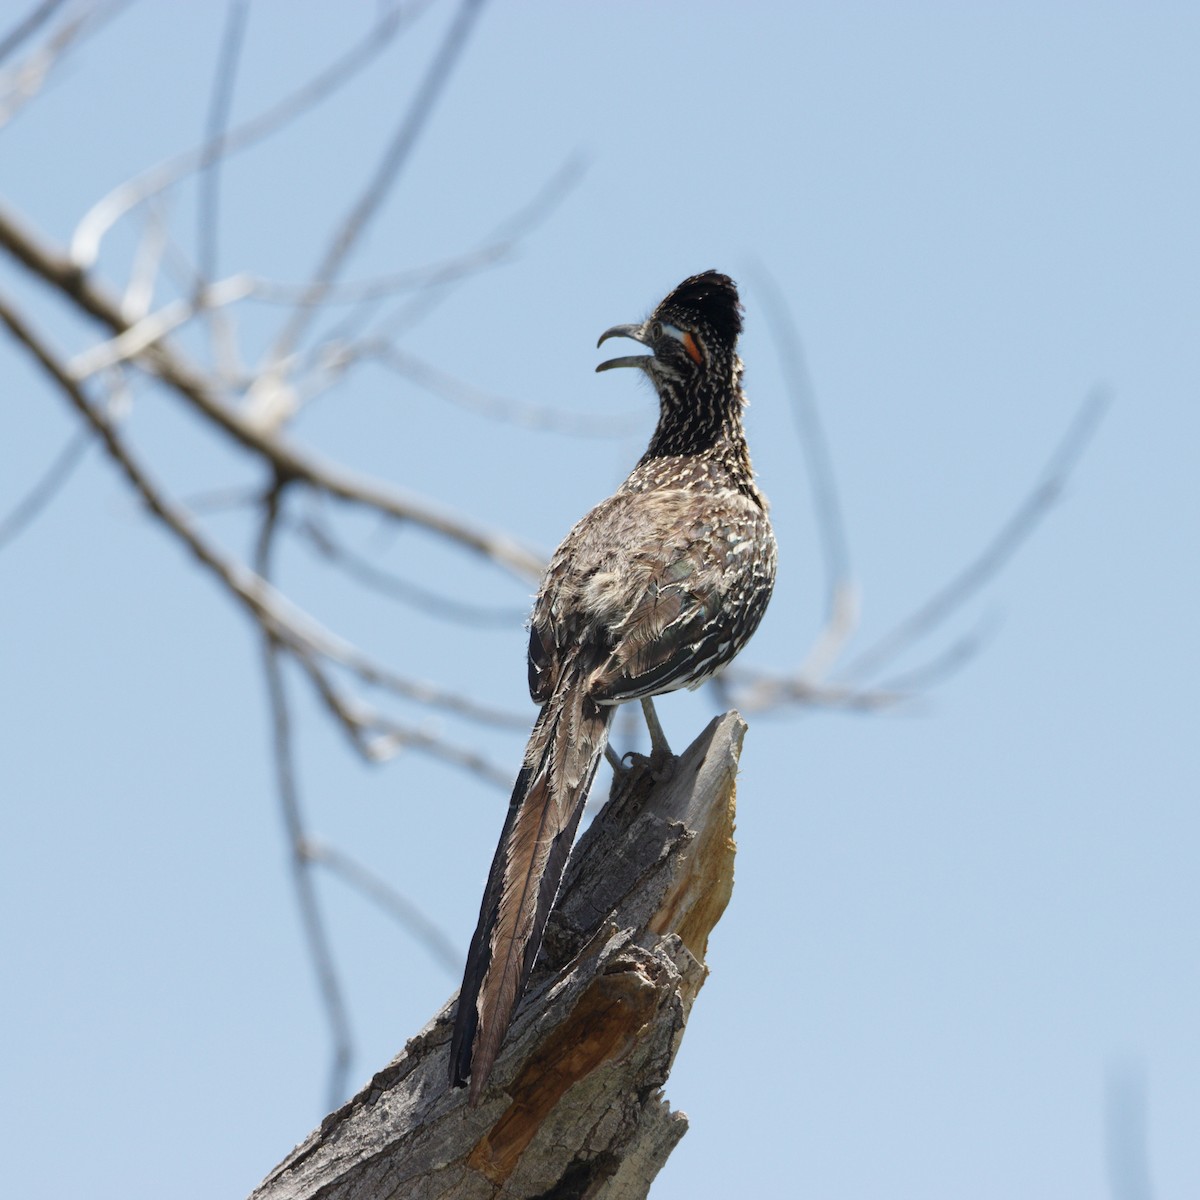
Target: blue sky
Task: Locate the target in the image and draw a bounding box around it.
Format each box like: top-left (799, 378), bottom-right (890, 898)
top-left (2, 3), bottom-right (1197, 1197)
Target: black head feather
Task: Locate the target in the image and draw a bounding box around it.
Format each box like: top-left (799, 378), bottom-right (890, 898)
top-left (653, 270), bottom-right (743, 348)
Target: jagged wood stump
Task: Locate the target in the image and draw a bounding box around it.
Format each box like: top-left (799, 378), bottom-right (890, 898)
top-left (251, 711), bottom-right (746, 1200)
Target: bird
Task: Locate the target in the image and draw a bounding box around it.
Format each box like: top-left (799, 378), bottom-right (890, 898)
top-left (449, 270), bottom-right (776, 1104)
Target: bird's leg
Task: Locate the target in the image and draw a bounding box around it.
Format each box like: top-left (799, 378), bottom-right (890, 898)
top-left (639, 697), bottom-right (676, 779)
top-left (610, 698), bottom-right (675, 796)
top-left (640, 697), bottom-right (672, 761)
top-left (604, 743), bottom-right (627, 775)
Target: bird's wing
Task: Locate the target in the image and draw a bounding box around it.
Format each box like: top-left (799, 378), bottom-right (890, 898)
top-left (532, 488), bottom-right (773, 706)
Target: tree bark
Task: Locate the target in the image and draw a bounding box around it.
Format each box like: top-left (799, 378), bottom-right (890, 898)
top-left (251, 711), bottom-right (746, 1200)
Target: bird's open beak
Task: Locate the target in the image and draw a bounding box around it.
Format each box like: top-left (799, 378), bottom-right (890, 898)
top-left (596, 323), bottom-right (651, 373)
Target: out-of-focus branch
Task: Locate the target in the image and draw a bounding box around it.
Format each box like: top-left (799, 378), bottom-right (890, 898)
top-left (750, 266), bottom-right (852, 613)
top-left (0, 426), bottom-right (89, 550)
top-left (317, 153), bottom-right (586, 354)
top-left (67, 276), bottom-right (254, 379)
top-left (289, 649), bottom-right (512, 786)
top-left (1105, 1062), bottom-right (1155, 1200)
top-left (0, 293), bottom-right (527, 765)
top-left (302, 839), bottom-right (461, 977)
top-left (0, 2), bottom-right (90, 126)
top-left (195, 0), bottom-right (248, 291)
top-left (842, 388), bottom-right (1110, 684)
top-left (267, 0), bottom-right (489, 364)
top-left (69, 0), bottom-right (434, 269)
top-left (0, 201), bottom-right (545, 582)
top-left (0, 0), bottom-right (70, 66)
top-left (729, 388), bottom-right (1110, 713)
top-left (246, 244), bottom-right (514, 307)
top-left (122, 201), bottom-right (169, 322)
top-left (256, 480), bottom-right (353, 1111)
top-left (356, 342), bottom-right (643, 438)
top-left (297, 514), bottom-right (527, 629)
top-left (291, 153), bottom-right (587, 405)
top-left (751, 266), bottom-right (859, 684)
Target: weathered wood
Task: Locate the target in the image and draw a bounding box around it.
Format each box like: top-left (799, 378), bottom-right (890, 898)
top-left (251, 712), bottom-right (746, 1200)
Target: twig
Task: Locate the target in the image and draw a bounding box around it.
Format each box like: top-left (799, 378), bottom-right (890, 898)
top-left (872, 617), bottom-right (997, 697)
top-left (0, 426), bottom-right (89, 550)
top-left (0, 3), bottom-right (88, 126)
top-left (750, 263), bottom-right (852, 617)
top-left (358, 342), bottom-right (643, 437)
top-left (291, 152), bottom-right (586, 391)
top-left (298, 514), bottom-right (528, 629)
top-left (196, 0), bottom-right (249, 291)
top-left (69, 0), bottom-right (434, 268)
top-left (0, 0), bottom-right (70, 67)
top-left (345, 152), bottom-right (586, 347)
top-left (749, 264), bottom-right (862, 686)
top-left (724, 670), bottom-right (905, 715)
top-left (122, 201), bottom-right (169, 322)
top-left (302, 839), bottom-right (461, 976)
top-left (66, 276), bottom-right (254, 379)
top-left (266, 0), bottom-right (489, 363)
top-left (291, 653), bottom-right (512, 785)
top-left (0, 201), bottom-right (546, 581)
top-left (1105, 1062), bottom-right (1155, 1200)
top-left (256, 480), bottom-right (353, 1111)
top-left (843, 388), bottom-right (1111, 684)
top-left (252, 151), bottom-right (584, 315)
top-left (0, 292), bottom-right (529, 745)
top-left (244, 244), bottom-right (513, 307)
top-left (731, 390), bottom-right (1108, 713)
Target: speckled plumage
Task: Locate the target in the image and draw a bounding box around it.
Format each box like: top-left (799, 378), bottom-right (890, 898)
top-left (450, 272), bottom-right (776, 1103)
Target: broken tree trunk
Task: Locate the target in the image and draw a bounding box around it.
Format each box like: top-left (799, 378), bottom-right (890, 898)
top-left (251, 711), bottom-right (747, 1200)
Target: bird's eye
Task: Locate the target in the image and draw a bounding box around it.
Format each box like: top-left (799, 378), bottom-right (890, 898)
top-left (649, 320), bottom-right (663, 340)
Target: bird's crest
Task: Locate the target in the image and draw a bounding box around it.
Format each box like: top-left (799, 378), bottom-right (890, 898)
top-left (654, 270), bottom-right (743, 348)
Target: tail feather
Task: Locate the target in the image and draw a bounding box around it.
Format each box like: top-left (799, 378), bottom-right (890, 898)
top-left (450, 670), bottom-right (611, 1102)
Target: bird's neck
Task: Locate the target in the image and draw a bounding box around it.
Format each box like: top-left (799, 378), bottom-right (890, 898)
top-left (637, 364), bottom-right (762, 504)
top-left (641, 402), bottom-right (748, 465)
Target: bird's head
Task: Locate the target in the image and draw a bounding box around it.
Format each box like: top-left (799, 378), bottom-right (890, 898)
top-left (596, 270), bottom-right (743, 387)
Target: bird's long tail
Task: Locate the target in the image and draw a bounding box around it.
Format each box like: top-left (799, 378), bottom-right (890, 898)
top-left (450, 666), bottom-right (612, 1103)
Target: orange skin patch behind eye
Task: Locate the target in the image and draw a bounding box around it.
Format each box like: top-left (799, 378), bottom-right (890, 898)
top-left (682, 331), bottom-right (702, 364)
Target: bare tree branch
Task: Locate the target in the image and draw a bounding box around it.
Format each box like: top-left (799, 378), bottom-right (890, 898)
top-left (334, 153), bottom-right (586, 348)
top-left (0, 2), bottom-right (90, 126)
top-left (0, 201), bottom-right (546, 581)
top-left (0, 425), bottom-right (89, 550)
top-left (196, 0), bottom-right (249, 291)
top-left (266, 0), bottom-right (489, 365)
top-left (0, 0), bottom-right (70, 66)
top-left (749, 265), bottom-right (861, 686)
top-left (727, 279), bottom-right (1110, 717)
top-left (297, 514), bottom-right (528, 629)
top-left (122, 200), bottom-right (169, 322)
top-left (288, 153), bottom-right (587, 407)
top-left (303, 839), bottom-right (461, 977)
top-left (67, 276), bottom-right (254, 379)
top-left (1105, 1061), bottom-right (1156, 1200)
top-left (750, 263), bottom-right (852, 615)
top-left (842, 387), bottom-right (1111, 685)
top-left (362, 342), bottom-right (644, 437)
top-left (0, 292), bottom-right (528, 758)
top-left (69, 0), bottom-right (435, 268)
top-left (256, 480), bottom-right (354, 1111)
top-left (290, 652), bottom-right (512, 785)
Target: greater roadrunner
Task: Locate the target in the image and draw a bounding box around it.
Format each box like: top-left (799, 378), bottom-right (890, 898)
top-left (449, 271), bottom-right (776, 1103)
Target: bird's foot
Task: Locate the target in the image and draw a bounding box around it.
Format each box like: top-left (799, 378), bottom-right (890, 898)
top-left (619, 747), bottom-right (676, 784)
top-left (605, 698), bottom-right (677, 791)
